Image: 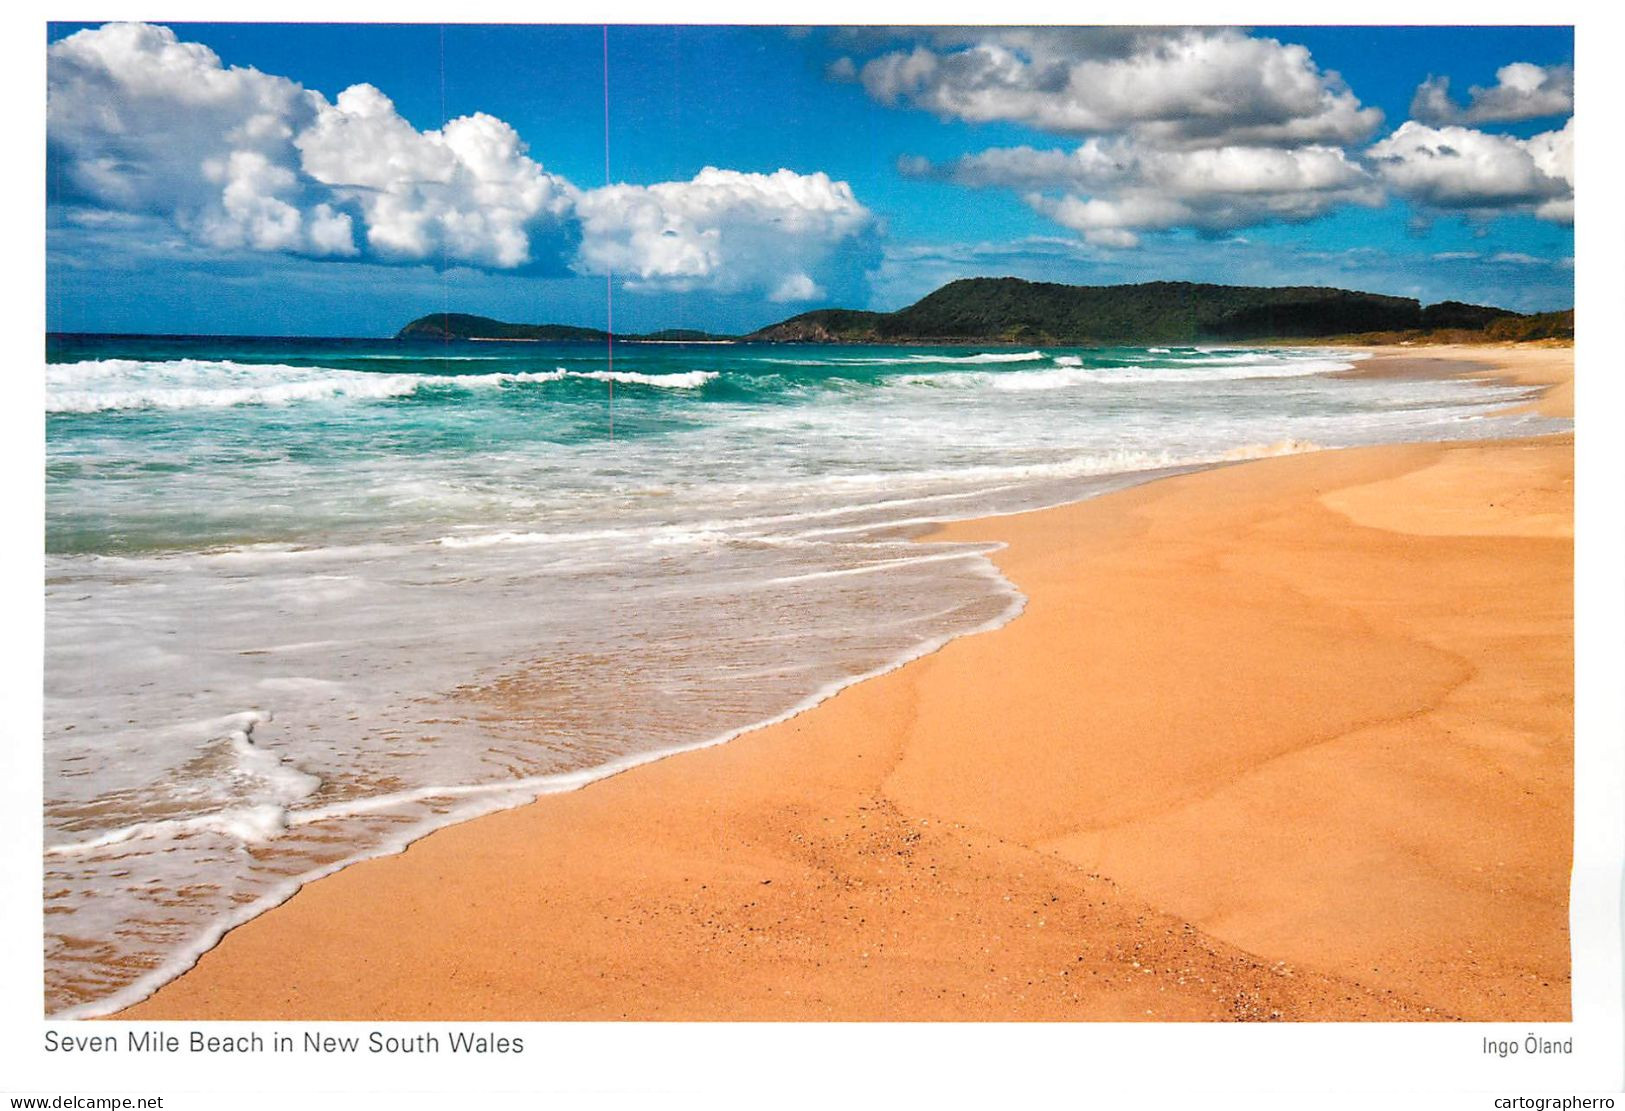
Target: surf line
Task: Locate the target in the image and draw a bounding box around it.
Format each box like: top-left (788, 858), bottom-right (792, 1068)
top-left (602, 23), bottom-right (614, 442)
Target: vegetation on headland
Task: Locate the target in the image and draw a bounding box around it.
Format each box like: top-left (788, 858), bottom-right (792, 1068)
top-left (745, 279), bottom-right (1573, 345)
top-left (1321, 308), bottom-right (1575, 346)
top-left (395, 313), bottom-right (733, 343)
top-left (399, 280), bottom-right (1573, 347)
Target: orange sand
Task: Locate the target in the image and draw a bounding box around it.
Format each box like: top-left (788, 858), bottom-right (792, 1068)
top-left (119, 346), bottom-right (1573, 1022)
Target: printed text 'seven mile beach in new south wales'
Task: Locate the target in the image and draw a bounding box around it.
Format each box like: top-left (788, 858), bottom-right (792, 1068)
top-left (40, 22), bottom-right (1579, 1033)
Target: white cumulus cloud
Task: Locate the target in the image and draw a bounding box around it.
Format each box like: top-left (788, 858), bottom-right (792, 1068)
top-left (770, 273), bottom-right (826, 302)
top-left (48, 22), bottom-right (880, 302)
top-left (1410, 62), bottom-right (1573, 125)
top-left (859, 30), bottom-right (1576, 245)
top-left (572, 168), bottom-right (875, 298)
top-left (47, 24), bottom-right (586, 269)
top-left (295, 84), bottom-right (576, 269)
top-left (855, 28), bottom-right (1381, 148)
top-left (917, 138), bottom-right (1381, 247)
top-left (1367, 119), bottom-right (1572, 223)
top-left (46, 22), bottom-right (351, 256)
top-left (857, 27), bottom-right (1401, 247)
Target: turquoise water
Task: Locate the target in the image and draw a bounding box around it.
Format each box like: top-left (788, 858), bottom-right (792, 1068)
top-left (43, 334), bottom-right (1561, 1015)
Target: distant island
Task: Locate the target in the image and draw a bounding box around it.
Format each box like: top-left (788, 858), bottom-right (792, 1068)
top-left (396, 313), bottom-right (732, 344)
top-left (399, 278), bottom-right (1574, 346)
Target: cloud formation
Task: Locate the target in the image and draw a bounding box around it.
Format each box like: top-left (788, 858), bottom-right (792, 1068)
top-left (850, 28), bottom-right (1382, 148)
top-left (572, 168), bottom-right (875, 299)
top-left (47, 22), bottom-right (1575, 294)
top-left (914, 138), bottom-right (1381, 247)
top-left (295, 84), bottom-right (576, 268)
top-left (46, 22), bottom-right (352, 258)
top-left (1410, 63), bottom-right (1573, 125)
top-left (867, 27), bottom-right (1573, 247)
top-left (854, 27), bottom-right (1391, 248)
top-left (47, 22), bottom-right (872, 300)
top-left (1367, 119), bottom-right (1573, 223)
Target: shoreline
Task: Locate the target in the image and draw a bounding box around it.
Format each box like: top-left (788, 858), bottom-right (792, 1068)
top-left (1332, 342), bottom-right (1573, 418)
top-left (110, 344), bottom-right (1573, 1021)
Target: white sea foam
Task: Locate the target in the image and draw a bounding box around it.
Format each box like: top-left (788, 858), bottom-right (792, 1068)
top-left (45, 804), bottom-right (295, 856)
top-left (762, 547), bottom-right (992, 585)
top-left (446, 369), bottom-right (569, 385)
top-left (45, 359), bottom-right (714, 414)
top-left (888, 352), bottom-right (1357, 391)
top-left (437, 367), bottom-right (717, 389)
top-left (1159, 349), bottom-right (1369, 367)
top-left (435, 525), bottom-right (656, 549)
top-left (570, 369), bottom-right (719, 388)
top-left (45, 710), bottom-right (320, 857)
top-left (907, 350), bottom-right (1047, 364)
top-left (344, 353), bottom-right (509, 361)
top-left (47, 360), bottom-right (425, 413)
top-left (755, 350), bottom-right (1047, 368)
top-left (1219, 438), bottom-right (1321, 460)
top-left (430, 486), bottom-right (1034, 550)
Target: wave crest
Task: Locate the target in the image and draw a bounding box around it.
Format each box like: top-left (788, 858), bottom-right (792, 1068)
top-left (46, 358), bottom-right (718, 413)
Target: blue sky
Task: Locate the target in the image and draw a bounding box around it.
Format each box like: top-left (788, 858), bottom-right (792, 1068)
top-left (46, 23), bottom-right (1575, 336)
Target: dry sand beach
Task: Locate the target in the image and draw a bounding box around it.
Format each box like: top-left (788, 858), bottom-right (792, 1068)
top-left (118, 345), bottom-right (1573, 1023)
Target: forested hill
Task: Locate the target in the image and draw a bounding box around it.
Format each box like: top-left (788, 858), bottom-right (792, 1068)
top-left (745, 278), bottom-right (1558, 344)
top-left (398, 282), bottom-right (1571, 346)
top-left (396, 313), bottom-right (730, 343)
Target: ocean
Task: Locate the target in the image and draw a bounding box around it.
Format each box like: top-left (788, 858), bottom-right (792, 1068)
top-left (42, 334), bottom-right (1564, 1015)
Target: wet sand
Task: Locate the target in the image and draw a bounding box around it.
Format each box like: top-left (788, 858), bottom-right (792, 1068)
top-left (117, 345), bottom-right (1573, 1022)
